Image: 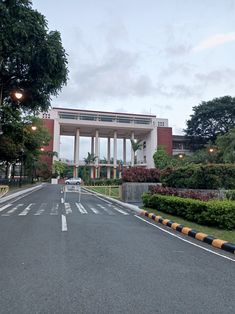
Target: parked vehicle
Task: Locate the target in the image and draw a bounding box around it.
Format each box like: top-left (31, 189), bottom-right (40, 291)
top-left (65, 177), bottom-right (82, 185)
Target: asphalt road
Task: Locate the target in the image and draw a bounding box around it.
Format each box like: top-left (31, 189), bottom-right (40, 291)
top-left (0, 184), bottom-right (234, 314)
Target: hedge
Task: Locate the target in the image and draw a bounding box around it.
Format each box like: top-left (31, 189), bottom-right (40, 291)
top-left (122, 167), bottom-right (161, 183)
top-left (161, 164), bottom-right (235, 189)
top-left (142, 192), bottom-right (235, 229)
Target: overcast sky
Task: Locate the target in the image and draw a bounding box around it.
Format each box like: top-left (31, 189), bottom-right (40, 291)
top-left (32, 0), bottom-right (235, 160)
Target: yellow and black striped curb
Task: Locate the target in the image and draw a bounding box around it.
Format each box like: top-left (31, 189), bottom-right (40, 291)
top-left (140, 210), bottom-right (235, 255)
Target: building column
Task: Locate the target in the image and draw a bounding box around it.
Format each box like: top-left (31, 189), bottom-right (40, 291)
top-left (95, 130), bottom-right (99, 178)
top-left (90, 137), bottom-right (94, 179)
top-left (113, 131), bottom-right (117, 179)
top-left (73, 128), bottom-right (80, 177)
top-left (107, 137), bottom-right (111, 179)
top-left (123, 138), bottom-right (126, 165)
top-left (53, 119), bottom-right (60, 162)
top-left (131, 131), bottom-right (135, 166)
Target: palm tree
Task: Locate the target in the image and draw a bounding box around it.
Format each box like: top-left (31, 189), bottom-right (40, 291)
top-left (130, 139), bottom-right (142, 164)
top-left (84, 152), bottom-right (97, 164)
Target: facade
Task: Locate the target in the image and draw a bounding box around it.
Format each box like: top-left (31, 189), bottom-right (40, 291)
top-left (40, 107), bottom-right (173, 179)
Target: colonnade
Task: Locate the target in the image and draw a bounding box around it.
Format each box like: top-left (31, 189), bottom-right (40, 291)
top-left (73, 129), bottom-right (135, 179)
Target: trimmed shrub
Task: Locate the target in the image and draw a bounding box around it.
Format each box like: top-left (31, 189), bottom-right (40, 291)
top-left (142, 192), bottom-right (235, 229)
top-left (122, 167), bottom-right (161, 183)
top-left (226, 190), bottom-right (235, 200)
top-left (86, 178), bottom-right (122, 186)
top-left (148, 185), bottom-right (216, 201)
top-left (161, 164), bottom-right (235, 189)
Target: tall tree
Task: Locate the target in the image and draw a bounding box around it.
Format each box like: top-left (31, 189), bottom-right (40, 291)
top-left (185, 96), bottom-right (235, 149)
top-left (0, 0), bottom-right (68, 114)
top-left (216, 128), bottom-right (235, 163)
top-left (130, 139), bottom-right (142, 164)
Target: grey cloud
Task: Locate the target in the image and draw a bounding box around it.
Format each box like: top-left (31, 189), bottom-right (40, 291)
top-left (195, 69), bottom-right (235, 85)
top-left (164, 44), bottom-right (192, 57)
top-left (58, 48), bottom-right (159, 103)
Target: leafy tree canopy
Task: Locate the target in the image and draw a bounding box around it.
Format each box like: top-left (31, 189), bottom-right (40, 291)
top-left (216, 128), bottom-right (235, 163)
top-left (0, 0), bottom-right (68, 113)
top-left (184, 96), bottom-right (235, 149)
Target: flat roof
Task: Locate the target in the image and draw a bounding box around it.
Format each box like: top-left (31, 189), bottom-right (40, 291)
top-left (52, 107), bottom-right (156, 118)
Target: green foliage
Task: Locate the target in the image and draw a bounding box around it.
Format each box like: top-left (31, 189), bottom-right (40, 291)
top-left (85, 178), bottom-right (122, 186)
top-left (225, 190), bottom-right (235, 201)
top-left (0, 0), bottom-right (68, 113)
top-left (153, 146), bottom-right (172, 169)
top-left (216, 128), bottom-right (235, 163)
top-left (84, 152), bottom-right (97, 164)
top-left (161, 164), bottom-right (235, 189)
top-left (142, 193), bottom-right (235, 229)
top-left (185, 96), bottom-right (235, 149)
top-left (52, 160), bottom-right (67, 177)
top-left (130, 139), bottom-right (142, 164)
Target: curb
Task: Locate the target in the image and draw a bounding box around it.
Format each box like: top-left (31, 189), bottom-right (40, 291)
top-left (140, 210), bottom-right (235, 255)
top-left (82, 187), bottom-right (142, 213)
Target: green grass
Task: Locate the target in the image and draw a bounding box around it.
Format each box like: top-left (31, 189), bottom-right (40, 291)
top-left (143, 207), bottom-right (235, 244)
top-left (85, 186), bottom-right (121, 199)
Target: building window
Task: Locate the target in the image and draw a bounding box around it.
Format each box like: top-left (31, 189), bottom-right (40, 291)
top-left (158, 121), bottom-right (165, 127)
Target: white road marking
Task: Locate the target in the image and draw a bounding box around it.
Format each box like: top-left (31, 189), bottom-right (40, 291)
top-left (65, 203), bottom-right (72, 214)
top-left (34, 203), bottom-right (47, 216)
top-left (0, 203), bottom-right (12, 212)
top-left (61, 197), bottom-right (64, 204)
top-left (111, 206), bottom-right (129, 215)
top-left (95, 195), bottom-right (113, 205)
top-left (90, 207), bottom-right (99, 214)
top-left (19, 203), bottom-right (35, 216)
top-left (61, 214), bottom-right (67, 231)
top-left (76, 202), bottom-right (87, 214)
top-left (135, 215), bottom-right (235, 263)
top-left (97, 204), bottom-right (114, 215)
top-left (50, 203), bottom-right (59, 215)
top-left (2, 204), bottom-right (23, 216)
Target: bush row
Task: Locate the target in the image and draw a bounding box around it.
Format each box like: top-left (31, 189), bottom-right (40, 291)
top-left (85, 178), bottom-right (122, 186)
top-left (161, 164), bottom-right (235, 189)
top-left (122, 167), bottom-right (161, 182)
top-left (142, 192), bottom-right (235, 229)
top-left (149, 185), bottom-right (217, 201)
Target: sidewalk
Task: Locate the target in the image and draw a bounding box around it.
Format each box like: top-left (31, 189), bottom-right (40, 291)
top-left (0, 183), bottom-right (45, 204)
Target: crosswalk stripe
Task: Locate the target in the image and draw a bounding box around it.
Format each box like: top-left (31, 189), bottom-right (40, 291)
top-left (97, 204), bottom-right (114, 215)
top-left (0, 204), bottom-right (12, 212)
top-left (76, 202), bottom-right (87, 214)
top-left (111, 206), bottom-right (129, 215)
top-left (50, 203), bottom-right (59, 215)
top-left (65, 202), bottom-right (72, 214)
top-left (19, 203), bottom-right (35, 216)
top-left (34, 203), bottom-right (47, 216)
top-left (90, 207), bottom-right (99, 214)
top-left (2, 204), bottom-right (23, 216)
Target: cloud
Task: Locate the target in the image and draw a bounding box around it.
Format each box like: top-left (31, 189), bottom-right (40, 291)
top-left (195, 68), bottom-right (235, 85)
top-left (164, 44), bottom-right (192, 57)
top-left (55, 48), bottom-right (159, 104)
top-left (193, 32), bottom-right (235, 52)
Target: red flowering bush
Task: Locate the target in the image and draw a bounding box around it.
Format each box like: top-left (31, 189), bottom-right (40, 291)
top-left (122, 167), bottom-right (161, 182)
top-left (149, 185), bottom-right (217, 201)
